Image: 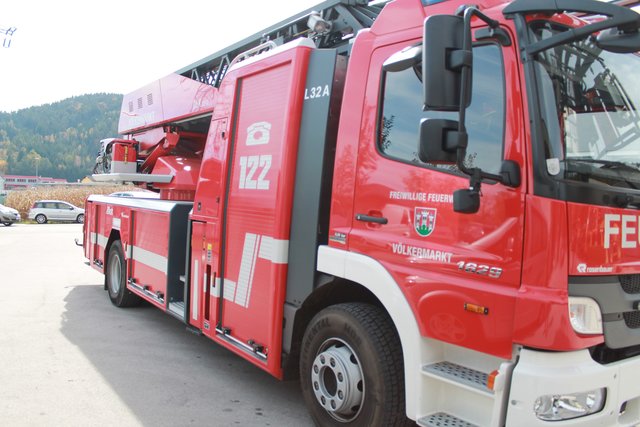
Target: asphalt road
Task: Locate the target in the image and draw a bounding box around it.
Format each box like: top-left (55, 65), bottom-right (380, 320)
top-left (0, 223), bottom-right (313, 427)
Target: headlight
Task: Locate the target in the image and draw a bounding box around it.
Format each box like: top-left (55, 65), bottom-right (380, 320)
top-left (568, 297), bottom-right (603, 335)
top-left (534, 388), bottom-right (606, 421)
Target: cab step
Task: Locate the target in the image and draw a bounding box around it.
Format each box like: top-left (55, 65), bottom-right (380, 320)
top-left (168, 301), bottom-right (185, 318)
top-left (418, 412), bottom-right (478, 427)
top-left (422, 361), bottom-right (493, 394)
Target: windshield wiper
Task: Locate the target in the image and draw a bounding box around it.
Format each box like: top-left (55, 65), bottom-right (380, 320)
top-left (565, 157), bottom-right (640, 170)
top-left (564, 157), bottom-right (640, 189)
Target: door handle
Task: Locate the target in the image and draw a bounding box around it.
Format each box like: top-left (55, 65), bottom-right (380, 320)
top-left (355, 213), bottom-right (388, 225)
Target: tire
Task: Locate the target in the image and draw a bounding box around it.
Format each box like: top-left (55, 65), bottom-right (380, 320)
top-left (2, 222), bottom-right (12, 226)
top-left (300, 303), bottom-right (411, 427)
top-left (76, 214), bottom-right (85, 224)
top-left (106, 240), bottom-right (141, 307)
top-left (35, 214), bottom-right (47, 224)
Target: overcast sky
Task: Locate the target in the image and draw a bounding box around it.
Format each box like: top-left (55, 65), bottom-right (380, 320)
top-left (0, 0), bottom-right (319, 112)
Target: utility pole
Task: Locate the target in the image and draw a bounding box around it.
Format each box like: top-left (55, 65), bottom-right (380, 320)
top-left (35, 155), bottom-right (40, 183)
top-left (0, 26), bottom-right (17, 48)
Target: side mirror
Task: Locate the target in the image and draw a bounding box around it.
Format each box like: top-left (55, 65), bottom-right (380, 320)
top-left (422, 15), bottom-right (470, 111)
top-left (500, 160), bottom-right (521, 188)
top-left (454, 188), bottom-right (480, 214)
top-left (419, 118), bottom-right (467, 164)
top-left (596, 28), bottom-right (640, 53)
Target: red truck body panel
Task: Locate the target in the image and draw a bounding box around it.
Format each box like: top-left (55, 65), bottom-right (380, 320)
top-left (119, 73), bottom-right (216, 135)
top-left (200, 43), bottom-right (311, 376)
top-left (569, 203), bottom-right (640, 276)
top-left (87, 41), bottom-right (314, 378)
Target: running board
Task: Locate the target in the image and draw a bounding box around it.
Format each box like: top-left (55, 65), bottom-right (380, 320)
top-left (128, 279), bottom-right (165, 305)
top-left (168, 301), bottom-right (185, 320)
top-left (215, 326), bottom-right (267, 361)
top-left (418, 413), bottom-right (478, 427)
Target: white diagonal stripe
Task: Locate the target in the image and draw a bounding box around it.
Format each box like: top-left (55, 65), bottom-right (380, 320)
top-left (234, 233), bottom-right (259, 308)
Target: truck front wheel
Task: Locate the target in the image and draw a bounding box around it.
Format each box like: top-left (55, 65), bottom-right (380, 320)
top-left (106, 240), bottom-right (141, 307)
top-left (300, 303), bottom-right (411, 427)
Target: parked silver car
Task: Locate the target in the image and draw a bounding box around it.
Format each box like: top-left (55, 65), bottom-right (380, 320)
top-left (28, 200), bottom-right (85, 224)
top-left (0, 203), bottom-right (20, 226)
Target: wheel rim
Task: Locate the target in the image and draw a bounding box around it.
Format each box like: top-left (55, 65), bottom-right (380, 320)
top-left (109, 253), bottom-right (122, 294)
top-left (311, 338), bottom-right (364, 423)
top-left (36, 215), bottom-right (45, 224)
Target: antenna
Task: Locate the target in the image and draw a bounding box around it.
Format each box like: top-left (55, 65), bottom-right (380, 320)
top-left (0, 26), bottom-right (17, 48)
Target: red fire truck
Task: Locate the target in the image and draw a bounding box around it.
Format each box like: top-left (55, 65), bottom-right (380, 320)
top-left (83, 0), bottom-right (640, 425)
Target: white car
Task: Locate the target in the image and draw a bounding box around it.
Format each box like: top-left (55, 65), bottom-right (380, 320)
top-left (28, 200), bottom-right (85, 224)
top-left (0, 203), bottom-right (20, 226)
top-left (109, 191), bottom-right (160, 199)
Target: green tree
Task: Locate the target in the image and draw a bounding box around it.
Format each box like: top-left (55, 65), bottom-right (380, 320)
top-left (0, 93), bottom-right (121, 181)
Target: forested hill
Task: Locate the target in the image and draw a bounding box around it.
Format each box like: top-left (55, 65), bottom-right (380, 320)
top-left (0, 93), bottom-right (122, 182)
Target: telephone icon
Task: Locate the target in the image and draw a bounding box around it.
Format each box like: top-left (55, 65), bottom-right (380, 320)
top-left (246, 121), bottom-right (271, 146)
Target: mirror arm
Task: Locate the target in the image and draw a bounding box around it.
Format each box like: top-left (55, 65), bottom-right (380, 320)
top-left (455, 7), bottom-right (499, 176)
top-left (454, 7), bottom-right (515, 189)
top-left (456, 5), bottom-right (500, 29)
top-left (453, 168), bottom-right (482, 214)
top-left (469, 168), bottom-right (483, 191)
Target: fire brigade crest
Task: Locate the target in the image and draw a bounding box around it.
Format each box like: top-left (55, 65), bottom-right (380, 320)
top-left (414, 207), bottom-right (437, 237)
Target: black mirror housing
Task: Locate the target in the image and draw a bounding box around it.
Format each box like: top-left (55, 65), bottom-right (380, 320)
top-left (419, 118), bottom-right (466, 164)
top-left (453, 188), bottom-right (480, 213)
top-left (422, 14), bottom-right (470, 111)
top-left (596, 28), bottom-right (640, 53)
top-left (500, 160), bottom-right (521, 188)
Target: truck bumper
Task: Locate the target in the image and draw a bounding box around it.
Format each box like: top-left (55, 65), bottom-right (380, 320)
top-left (506, 348), bottom-right (640, 426)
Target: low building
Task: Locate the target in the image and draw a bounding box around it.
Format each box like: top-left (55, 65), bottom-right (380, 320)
top-left (0, 175), bottom-right (68, 190)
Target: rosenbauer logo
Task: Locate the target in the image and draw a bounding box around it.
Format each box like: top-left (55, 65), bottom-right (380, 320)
top-left (577, 263), bottom-right (613, 274)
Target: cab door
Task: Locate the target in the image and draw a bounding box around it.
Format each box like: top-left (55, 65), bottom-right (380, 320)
top-left (349, 34), bottom-right (525, 358)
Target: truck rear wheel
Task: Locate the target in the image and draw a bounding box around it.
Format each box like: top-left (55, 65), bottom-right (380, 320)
top-left (106, 240), bottom-right (141, 307)
top-left (300, 303), bottom-right (411, 427)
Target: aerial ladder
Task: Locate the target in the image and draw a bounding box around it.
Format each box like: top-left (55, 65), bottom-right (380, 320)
top-left (91, 0), bottom-right (387, 199)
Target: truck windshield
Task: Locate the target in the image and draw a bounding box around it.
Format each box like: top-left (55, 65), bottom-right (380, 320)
top-left (532, 21), bottom-right (640, 190)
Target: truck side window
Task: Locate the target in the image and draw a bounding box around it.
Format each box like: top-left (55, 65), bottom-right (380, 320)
top-left (379, 44), bottom-right (505, 175)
